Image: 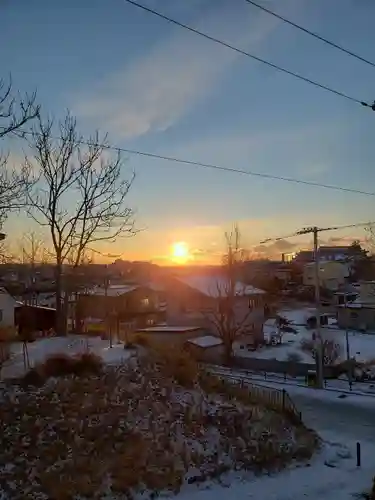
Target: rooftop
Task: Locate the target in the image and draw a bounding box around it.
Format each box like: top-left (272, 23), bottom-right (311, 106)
top-left (176, 275), bottom-right (265, 298)
top-left (136, 326), bottom-right (201, 333)
top-left (187, 335), bottom-right (223, 348)
top-left (88, 284), bottom-right (139, 297)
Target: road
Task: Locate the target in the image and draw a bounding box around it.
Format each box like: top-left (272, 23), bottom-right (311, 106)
top-left (291, 391), bottom-right (375, 441)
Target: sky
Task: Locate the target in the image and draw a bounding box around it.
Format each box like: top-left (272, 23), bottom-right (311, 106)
top-left (1, 0), bottom-right (375, 264)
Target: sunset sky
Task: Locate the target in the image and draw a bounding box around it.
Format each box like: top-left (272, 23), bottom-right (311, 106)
top-left (2, 0), bottom-right (375, 264)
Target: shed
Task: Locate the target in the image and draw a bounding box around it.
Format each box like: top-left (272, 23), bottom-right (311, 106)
top-left (0, 287), bottom-right (18, 328)
top-left (185, 335), bottom-right (224, 363)
top-left (135, 325), bottom-right (203, 347)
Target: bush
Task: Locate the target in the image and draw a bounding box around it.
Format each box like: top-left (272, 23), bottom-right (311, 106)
top-left (286, 352), bottom-right (303, 364)
top-left (43, 353), bottom-right (76, 377)
top-left (21, 365), bottom-right (46, 387)
top-left (21, 352), bottom-right (103, 386)
top-left (73, 352), bottom-right (103, 376)
top-left (147, 343), bottom-right (199, 388)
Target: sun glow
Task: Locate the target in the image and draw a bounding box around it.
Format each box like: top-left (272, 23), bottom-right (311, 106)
top-left (171, 241), bottom-right (190, 264)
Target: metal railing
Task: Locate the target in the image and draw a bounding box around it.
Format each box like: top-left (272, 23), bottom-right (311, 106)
top-left (214, 372), bottom-right (302, 424)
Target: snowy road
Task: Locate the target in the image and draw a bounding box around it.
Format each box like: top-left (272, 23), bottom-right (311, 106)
top-left (293, 391), bottom-right (375, 441)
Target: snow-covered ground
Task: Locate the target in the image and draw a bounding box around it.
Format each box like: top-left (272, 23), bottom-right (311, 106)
top-left (0, 336), bottom-right (132, 379)
top-left (192, 368), bottom-right (375, 499)
top-left (234, 306), bottom-right (375, 365)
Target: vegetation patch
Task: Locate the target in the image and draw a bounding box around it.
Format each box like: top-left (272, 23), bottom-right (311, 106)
top-left (21, 352), bottom-right (103, 386)
top-left (0, 351), bottom-right (318, 499)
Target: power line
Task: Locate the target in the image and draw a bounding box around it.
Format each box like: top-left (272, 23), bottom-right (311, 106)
top-left (260, 221), bottom-right (374, 244)
top-left (22, 129), bottom-right (375, 197)
top-left (244, 0), bottom-right (375, 69)
top-left (123, 0), bottom-right (374, 110)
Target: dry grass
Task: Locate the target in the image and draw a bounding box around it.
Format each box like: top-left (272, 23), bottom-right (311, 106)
top-left (0, 352), bottom-right (318, 499)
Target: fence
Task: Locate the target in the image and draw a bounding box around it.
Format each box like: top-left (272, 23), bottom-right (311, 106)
top-left (232, 356), bottom-right (337, 379)
top-left (214, 372), bottom-right (302, 424)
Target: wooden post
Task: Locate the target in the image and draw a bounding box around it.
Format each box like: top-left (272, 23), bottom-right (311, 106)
top-left (356, 442), bottom-right (361, 467)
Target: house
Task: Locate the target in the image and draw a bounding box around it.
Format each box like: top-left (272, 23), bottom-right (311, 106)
top-left (294, 245), bottom-right (360, 264)
top-left (0, 287), bottom-right (18, 328)
top-left (165, 274), bottom-right (266, 342)
top-left (76, 284), bottom-right (166, 334)
top-left (336, 281), bottom-right (375, 332)
top-left (303, 261), bottom-right (349, 291)
top-left (242, 260), bottom-right (293, 288)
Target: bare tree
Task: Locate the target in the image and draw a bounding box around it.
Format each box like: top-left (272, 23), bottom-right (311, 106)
top-left (26, 112), bottom-right (136, 334)
top-left (19, 231), bottom-right (45, 268)
top-left (204, 225), bottom-right (256, 362)
top-left (0, 77), bottom-right (39, 225)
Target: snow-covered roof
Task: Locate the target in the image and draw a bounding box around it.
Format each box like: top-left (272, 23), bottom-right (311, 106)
top-left (88, 284), bottom-right (139, 297)
top-left (176, 275), bottom-right (265, 298)
top-left (187, 335), bottom-right (223, 348)
top-left (137, 326), bottom-right (201, 333)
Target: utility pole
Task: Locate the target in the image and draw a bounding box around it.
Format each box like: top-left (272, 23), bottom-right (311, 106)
top-left (312, 227), bottom-right (324, 388)
top-left (344, 293), bottom-right (352, 389)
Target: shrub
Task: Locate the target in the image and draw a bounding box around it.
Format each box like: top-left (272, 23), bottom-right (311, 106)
top-left (22, 365), bottom-right (46, 386)
top-left (43, 353), bottom-right (76, 377)
top-left (148, 343), bottom-right (199, 388)
top-left (73, 352), bottom-right (103, 375)
top-left (21, 352), bottom-right (103, 385)
top-left (286, 352), bottom-right (303, 363)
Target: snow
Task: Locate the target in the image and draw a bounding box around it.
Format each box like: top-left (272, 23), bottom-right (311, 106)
top-left (187, 336), bottom-right (223, 348)
top-left (176, 275), bottom-right (265, 298)
top-left (88, 284), bottom-right (139, 296)
top-left (138, 325), bottom-right (201, 333)
top-left (190, 368), bottom-right (375, 499)
top-left (174, 439), bottom-right (374, 500)
top-left (0, 336), bottom-right (132, 379)
top-left (234, 305), bottom-right (375, 365)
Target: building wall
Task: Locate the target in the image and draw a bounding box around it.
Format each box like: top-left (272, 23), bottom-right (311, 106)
top-left (185, 343), bottom-right (225, 363)
top-left (303, 261), bottom-right (349, 291)
top-left (0, 290), bottom-right (16, 327)
top-left (133, 329), bottom-right (204, 348)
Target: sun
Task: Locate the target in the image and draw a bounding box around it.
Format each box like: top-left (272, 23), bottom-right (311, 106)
top-left (171, 241), bottom-right (190, 264)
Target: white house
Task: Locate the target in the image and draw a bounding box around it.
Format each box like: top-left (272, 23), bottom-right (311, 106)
top-left (0, 287), bottom-right (18, 328)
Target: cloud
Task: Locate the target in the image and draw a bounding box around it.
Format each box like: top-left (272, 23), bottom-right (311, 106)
top-left (251, 239), bottom-right (301, 259)
top-left (74, 1), bottom-right (280, 138)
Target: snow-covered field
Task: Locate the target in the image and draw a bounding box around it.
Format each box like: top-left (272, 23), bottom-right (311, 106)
top-left (234, 306), bottom-right (375, 365)
top-left (0, 336), bottom-right (132, 379)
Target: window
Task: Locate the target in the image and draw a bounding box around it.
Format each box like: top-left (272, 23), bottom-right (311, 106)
top-left (0, 309), bottom-right (3, 322)
top-left (141, 297), bottom-right (149, 307)
top-left (350, 311), bottom-right (358, 319)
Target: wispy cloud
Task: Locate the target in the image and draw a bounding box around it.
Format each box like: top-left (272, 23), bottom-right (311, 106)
top-left (74, 1), bottom-right (280, 138)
